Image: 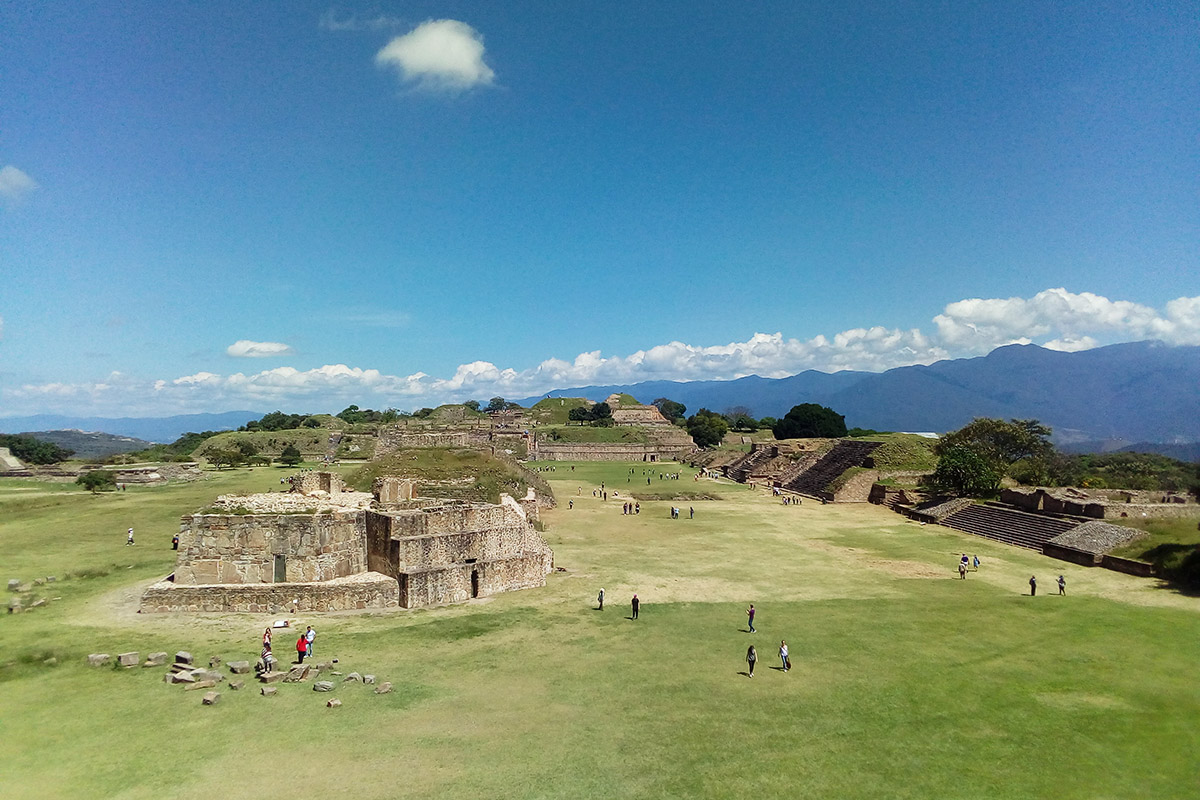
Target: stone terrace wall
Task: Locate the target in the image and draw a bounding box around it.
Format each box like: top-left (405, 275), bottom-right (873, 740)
top-left (140, 572), bottom-right (398, 613)
top-left (173, 511), bottom-right (366, 585)
top-left (535, 442), bottom-right (691, 461)
top-left (291, 471), bottom-right (346, 495)
top-left (612, 406), bottom-right (670, 426)
top-left (403, 553), bottom-right (552, 608)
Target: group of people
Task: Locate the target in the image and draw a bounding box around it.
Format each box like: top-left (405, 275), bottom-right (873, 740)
top-left (596, 588), bottom-right (639, 619)
top-left (744, 604), bottom-right (789, 676)
top-left (957, 553), bottom-right (980, 578)
top-left (1029, 575), bottom-right (1067, 596)
top-left (622, 502), bottom-right (641, 515)
top-left (668, 506), bottom-right (693, 519)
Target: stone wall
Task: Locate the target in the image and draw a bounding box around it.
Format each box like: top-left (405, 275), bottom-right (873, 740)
top-left (140, 572), bottom-right (398, 613)
top-left (611, 406), bottom-right (670, 426)
top-left (402, 553), bottom-right (552, 607)
top-left (291, 471), bottom-right (346, 495)
top-left (1001, 487), bottom-right (1200, 520)
top-left (173, 511), bottom-right (366, 585)
top-left (1102, 503), bottom-right (1200, 521)
top-left (535, 442), bottom-right (692, 462)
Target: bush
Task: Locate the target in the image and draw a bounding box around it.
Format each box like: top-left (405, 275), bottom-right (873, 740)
top-left (773, 404), bottom-right (847, 439)
top-left (76, 470), bottom-right (116, 493)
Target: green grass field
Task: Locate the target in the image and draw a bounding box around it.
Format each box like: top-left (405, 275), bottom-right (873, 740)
top-left (2, 462), bottom-right (1198, 799)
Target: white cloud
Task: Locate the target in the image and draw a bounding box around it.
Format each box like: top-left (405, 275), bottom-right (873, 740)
top-left (226, 340), bottom-right (295, 358)
top-left (6, 289), bottom-right (1199, 417)
top-left (0, 166), bottom-right (38, 206)
top-left (319, 10), bottom-right (405, 32)
top-left (375, 19), bottom-right (495, 92)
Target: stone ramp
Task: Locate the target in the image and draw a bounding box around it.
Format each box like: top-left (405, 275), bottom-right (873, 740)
top-left (939, 503), bottom-right (1079, 551)
top-left (725, 447), bottom-right (777, 483)
top-left (785, 440), bottom-right (882, 496)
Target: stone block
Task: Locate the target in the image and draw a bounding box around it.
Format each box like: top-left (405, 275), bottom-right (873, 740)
top-left (144, 652), bottom-right (168, 667)
top-left (313, 681), bottom-right (334, 692)
top-left (46, 576), bottom-right (56, 582)
top-left (88, 653), bottom-right (111, 667)
top-left (261, 686), bottom-right (278, 696)
top-left (209, 655), bottom-right (223, 668)
top-left (259, 671), bottom-right (285, 684)
top-left (175, 651), bottom-right (193, 665)
top-left (191, 669), bottom-right (224, 683)
top-left (201, 691), bottom-right (220, 705)
top-left (229, 680), bottom-right (245, 690)
top-left (326, 698), bottom-right (342, 708)
top-left (284, 664), bottom-right (312, 683)
top-left (8, 597), bottom-right (22, 613)
top-left (30, 598), bottom-right (47, 609)
top-left (169, 671), bottom-right (196, 684)
top-left (117, 652), bottom-right (139, 668)
top-left (374, 682), bottom-right (393, 694)
top-left (228, 660), bottom-right (252, 674)
top-left (186, 679), bottom-right (218, 691)
top-left (7, 579), bottom-right (19, 591)
top-left (363, 674), bottom-right (376, 685)
top-left (43, 657), bottom-right (57, 666)
top-left (344, 672), bottom-right (361, 682)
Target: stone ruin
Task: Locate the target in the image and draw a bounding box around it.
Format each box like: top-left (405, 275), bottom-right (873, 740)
top-left (602, 393), bottom-right (673, 427)
top-left (1000, 487), bottom-right (1200, 521)
top-left (0, 447), bottom-right (26, 473)
top-left (140, 472), bottom-right (554, 613)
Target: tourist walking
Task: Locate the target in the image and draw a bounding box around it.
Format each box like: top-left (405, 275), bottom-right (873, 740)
top-left (1029, 576), bottom-right (1037, 596)
top-left (171, 534), bottom-right (179, 550)
top-left (747, 645), bottom-right (757, 677)
top-left (958, 561), bottom-right (967, 580)
top-left (972, 554), bottom-right (979, 570)
top-left (1058, 575), bottom-right (1066, 595)
top-left (597, 587), bottom-right (605, 610)
top-left (631, 594), bottom-right (640, 620)
top-left (296, 633), bottom-right (308, 663)
top-left (747, 604), bottom-right (756, 633)
top-left (126, 527), bottom-right (135, 546)
top-left (779, 640), bottom-right (790, 672)
top-left (304, 626), bottom-right (315, 659)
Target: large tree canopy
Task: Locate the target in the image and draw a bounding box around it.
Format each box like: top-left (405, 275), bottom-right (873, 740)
top-left (772, 404), bottom-right (847, 440)
top-left (936, 418), bottom-right (1052, 474)
top-left (686, 409), bottom-right (730, 448)
top-left (0, 434), bottom-right (74, 464)
top-left (929, 445), bottom-right (1001, 495)
top-left (652, 398), bottom-right (687, 422)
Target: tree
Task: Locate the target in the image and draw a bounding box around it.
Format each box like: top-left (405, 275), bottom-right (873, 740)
top-left (686, 409), bottom-right (730, 448)
top-left (463, 400), bottom-right (481, 412)
top-left (929, 445), bottom-right (1001, 495)
top-left (591, 402), bottom-right (612, 421)
top-left (568, 407), bottom-right (591, 423)
top-left (337, 404), bottom-right (367, 424)
top-left (652, 398), bottom-right (687, 422)
top-left (486, 397), bottom-right (508, 413)
top-left (278, 444), bottom-right (303, 467)
top-left (413, 407), bottom-right (435, 418)
top-left (936, 418), bottom-right (1053, 479)
top-left (0, 434), bottom-right (73, 465)
top-left (207, 448), bottom-right (245, 470)
top-left (772, 404), bottom-right (847, 439)
top-left (236, 440), bottom-right (259, 458)
top-left (76, 469), bottom-right (116, 493)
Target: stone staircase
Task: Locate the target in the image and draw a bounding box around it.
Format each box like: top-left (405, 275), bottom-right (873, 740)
top-left (784, 440), bottom-right (882, 496)
top-left (325, 432), bottom-right (343, 462)
top-left (725, 447), bottom-right (777, 483)
top-left (938, 503), bottom-right (1079, 550)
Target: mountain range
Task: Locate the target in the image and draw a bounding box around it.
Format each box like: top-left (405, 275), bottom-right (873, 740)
top-left (520, 341), bottom-right (1200, 445)
top-left (0, 411), bottom-right (262, 444)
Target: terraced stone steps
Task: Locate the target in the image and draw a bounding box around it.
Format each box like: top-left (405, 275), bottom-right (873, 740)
top-left (939, 503), bottom-right (1078, 550)
top-left (785, 441), bottom-right (882, 496)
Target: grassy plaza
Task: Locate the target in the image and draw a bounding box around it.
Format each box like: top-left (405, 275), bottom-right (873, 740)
top-left (2, 461), bottom-right (1197, 799)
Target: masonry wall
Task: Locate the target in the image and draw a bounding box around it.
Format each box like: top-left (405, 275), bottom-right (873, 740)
top-left (173, 511), bottom-right (366, 585)
top-left (535, 443), bottom-right (692, 461)
top-left (140, 572), bottom-right (398, 613)
top-left (402, 553), bottom-right (554, 607)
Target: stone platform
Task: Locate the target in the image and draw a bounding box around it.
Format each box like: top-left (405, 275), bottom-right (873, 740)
top-left (139, 572), bottom-right (399, 613)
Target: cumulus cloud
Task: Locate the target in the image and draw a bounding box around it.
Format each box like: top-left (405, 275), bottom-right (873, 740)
top-left (226, 340), bottom-right (295, 358)
top-left (0, 166), bottom-right (38, 206)
top-left (375, 19), bottom-right (495, 92)
top-left (7, 289), bottom-right (1200, 417)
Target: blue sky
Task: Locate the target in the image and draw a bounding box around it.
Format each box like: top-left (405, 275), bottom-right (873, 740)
top-left (1, 1), bottom-right (1197, 416)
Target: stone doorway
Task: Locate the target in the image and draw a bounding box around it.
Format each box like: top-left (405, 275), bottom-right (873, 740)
top-left (273, 555), bottom-right (286, 582)
top-left (471, 570), bottom-right (479, 599)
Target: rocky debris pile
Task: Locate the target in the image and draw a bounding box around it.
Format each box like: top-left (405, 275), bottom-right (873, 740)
top-left (1049, 521), bottom-right (1147, 555)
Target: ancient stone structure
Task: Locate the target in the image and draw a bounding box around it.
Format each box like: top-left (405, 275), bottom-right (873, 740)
top-left (1000, 487), bottom-right (1200, 521)
top-left (0, 447), bottom-right (26, 473)
top-left (140, 471), bottom-right (553, 613)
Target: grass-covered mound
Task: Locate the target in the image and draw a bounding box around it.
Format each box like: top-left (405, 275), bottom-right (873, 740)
top-left (864, 434), bottom-right (939, 472)
top-left (529, 398), bottom-right (593, 425)
top-left (347, 447), bottom-right (551, 505)
top-left (538, 425), bottom-right (650, 444)
top-left (193, 429), bottom-right (332, 459)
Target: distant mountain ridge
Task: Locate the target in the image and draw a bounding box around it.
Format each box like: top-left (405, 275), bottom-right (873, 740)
top-left (0, 411), bottom-right (263, 444)
top-left (521, 341), bottom-right (1200, 444)
top-left (17, 430), bottom-right (154, 460)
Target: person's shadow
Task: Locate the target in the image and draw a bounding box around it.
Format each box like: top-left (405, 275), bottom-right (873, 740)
top-left (769, 665), bottom-right (787, 671)
top-left (737, 671), bottom-right (751, 678)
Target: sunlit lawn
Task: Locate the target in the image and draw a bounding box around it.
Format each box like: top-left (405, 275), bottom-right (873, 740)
top-left (2, 461), bottom-right (1197, 799)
